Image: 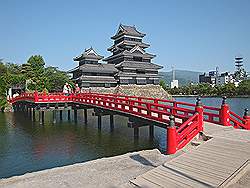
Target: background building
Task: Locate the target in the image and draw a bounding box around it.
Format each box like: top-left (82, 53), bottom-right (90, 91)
top-left (69, 47), bottom-right (118, 88)
top-left (199, 57), bottom-right (248, 86)
top-left (69, 24), bottom-right (163, 88)
top-left (199, 71), bottom-right (217, 86)
top-left (170, 66), bottom-right (179, 88)
top-left (103, 24), bottom-right (163, 85)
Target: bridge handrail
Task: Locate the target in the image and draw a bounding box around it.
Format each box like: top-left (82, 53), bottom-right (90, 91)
top-left (229, 111), bottom-right (246, 129)
top-left (77, 93), bottom-right (197, 121)
top-left (177, 113), bottom-right (199, 134)
top-left (167, 111), bottom-right (201, 154)
top-left (88, 94), bottom-right (190, 124)
top-left (85, 92), bottom-right (224, 117)
top-left (230, 111), bottom-right (245, 123)
top-left (74, 93), bottom-right (173, 124)
top-left (177, 113), bottom-right (200, 150)
top-left (11, 92), bottom-right (249, 131)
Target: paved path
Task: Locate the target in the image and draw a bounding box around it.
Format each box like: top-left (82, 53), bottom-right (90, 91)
top-left (0, 149), bottom-right (169, 188)
top-left (128, 123), bottom-right (250, 188)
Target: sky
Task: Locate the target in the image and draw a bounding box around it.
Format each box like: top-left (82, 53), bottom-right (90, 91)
top-left (0, 0), bottom-right (249, 72)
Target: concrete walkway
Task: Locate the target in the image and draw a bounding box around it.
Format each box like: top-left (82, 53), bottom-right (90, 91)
top-left (0, 149), bottom-right (170, 188)
top-left (127, 123), bottom-right (250, 187)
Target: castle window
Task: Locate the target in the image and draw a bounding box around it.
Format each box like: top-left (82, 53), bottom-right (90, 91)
top-left (133, 56), bottom-right (143, 62)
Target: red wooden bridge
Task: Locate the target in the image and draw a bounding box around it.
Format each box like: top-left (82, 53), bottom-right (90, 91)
top-left (10, 91), bottom-right (250, 155)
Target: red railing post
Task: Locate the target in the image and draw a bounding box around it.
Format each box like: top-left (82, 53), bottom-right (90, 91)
top-left (172, 101), bottom-right (177, 115)
top-left (167, 115), bottom-right (177, 155)
top-left (195, 97), bottom-right (204, 131)
top-left (34, 90), bottom-right (38, 102)
top-left (154, 99), bottom-right (158, 104)
top-left (243, 108), bottom-right (250, 130)
top-left (220, 96), bottom-right (230, 126)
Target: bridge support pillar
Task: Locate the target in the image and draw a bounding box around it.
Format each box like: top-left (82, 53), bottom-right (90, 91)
top-left (98, 116), bottom-right (102, 130)
top-left (149, 125), bottom-right (154, 139)
top-left (59, 110), bottom-right (63, 120)
top-left (68, 110), bottom-right (71, 121)
top-left (24, 105), bottom-right (27, 114)
top-left (167, 115), bottom-right (177, 155)
top-left (14, 105), bottom-right (17, 112)
top-left (110, 115), bottom-right (114, 132)
top-left (53, 110), bottom-right (56, 124)
top-left (26, 105), bottom-right (29, 114)
top-left (42, 111), bottom-right (45, 124)
top-left (32, 108), bottom-right (36, 121)
top-left (134, 127), bottom-right (139, 138)
top-left (74, 109), bottom-right (77, 123)
top-left (84, 109), bottom-right (88, 124)
top-left (29, 107), bottom-right (32, 118)
top-left (220, 96), bottom-right (230, 126)
top-left (39, 111), bottom-right (45, 124)
top-left (13, 105), bottom-right (16, 112)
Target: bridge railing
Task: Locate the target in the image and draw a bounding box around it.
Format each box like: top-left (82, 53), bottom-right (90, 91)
top-left (85, 93), bottom-right (249, 129)
top-left (176, 113), bottom-right (200, 150)
top-left (229, 111), bottom-right (246, 129)
top-left (11, 91), bottom-right (250, 130)
top-left (10, 92), bottom-right (35, 103)
top-left (36, 92), bottom-right (72, 103)
top-left (166, 98), bottom-right (204, 154)
top-left (72, 93), bottom-right (195, 127)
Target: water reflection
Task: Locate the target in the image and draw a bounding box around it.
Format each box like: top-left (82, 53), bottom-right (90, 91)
top-left (0, 110), bottom-right (165, 178)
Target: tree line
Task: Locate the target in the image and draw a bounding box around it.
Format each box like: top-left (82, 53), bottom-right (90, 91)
top-left (160, 80), bottom-right (250, 96)
top-left (0, 55), bottom-right (72, 110)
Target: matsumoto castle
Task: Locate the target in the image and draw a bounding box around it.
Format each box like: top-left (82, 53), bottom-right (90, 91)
top-left (69, 24), bottom-right (163, 88)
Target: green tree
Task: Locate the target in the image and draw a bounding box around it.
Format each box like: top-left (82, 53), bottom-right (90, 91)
top-left (159, 80), bottom-right (167, 90)
top-left (44, 66), bottom-right (71, 92)
top-left (237, 80), bottom-right (250, 95)
top-left (22, 55), bottom-right (46, 91)
top-left (0, 60), bottom-right (8, 110)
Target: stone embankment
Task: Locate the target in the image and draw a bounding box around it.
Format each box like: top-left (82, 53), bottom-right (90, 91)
top-left (81, 84), bottom-right (171, 99)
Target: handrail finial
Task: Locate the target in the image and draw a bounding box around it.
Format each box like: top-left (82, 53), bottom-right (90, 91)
top-left (222, 96), bottom-right (227, 105)
top-left (169, 115), bottom-right (175, 127)
top-left (196, 97), bottom-right (202, 107)
top-left (244, 108), bottom-right (249, 117)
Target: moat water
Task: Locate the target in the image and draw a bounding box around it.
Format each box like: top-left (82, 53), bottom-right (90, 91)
top-left (0, 97), bottom-right (249, 178)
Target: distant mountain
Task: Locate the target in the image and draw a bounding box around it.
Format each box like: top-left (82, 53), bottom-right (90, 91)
top-left (159, 70), bottom-right (202, 86)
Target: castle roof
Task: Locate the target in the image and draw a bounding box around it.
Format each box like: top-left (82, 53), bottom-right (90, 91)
top-left (79, 63), bottom-right (118, 74)
top-left (115, 61), bottom-right (163, 70)
top-left (107, 41), bottom-right (150, 52)
top-left (111, 24), bottom-right (146, 39)
top-left (103, 45), bottom-right (156, 61)
top-left (73, 47), bottom-right (104, 61)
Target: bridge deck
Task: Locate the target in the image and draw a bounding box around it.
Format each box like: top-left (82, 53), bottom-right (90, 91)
top-left (129, 123), bottom-right (250, 188)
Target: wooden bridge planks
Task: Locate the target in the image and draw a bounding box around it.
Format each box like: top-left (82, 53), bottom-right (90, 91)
top-left (130, 137), bottom-right (250, 187)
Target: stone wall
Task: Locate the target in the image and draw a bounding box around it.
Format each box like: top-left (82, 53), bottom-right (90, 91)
top-left (81, 84), bottom-right (171, 99)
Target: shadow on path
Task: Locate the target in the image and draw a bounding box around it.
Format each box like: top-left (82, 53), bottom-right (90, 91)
top-left (130, 154), bottom-right (156, 167)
